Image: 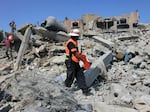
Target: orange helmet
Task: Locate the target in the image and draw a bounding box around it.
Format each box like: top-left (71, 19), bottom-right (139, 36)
top-left (8, 34), bottom-right (14, 41)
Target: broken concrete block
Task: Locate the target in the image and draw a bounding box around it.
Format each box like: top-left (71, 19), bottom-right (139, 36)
top-left (93, 102), bottom-right (138, 112)
top-left (84, 51), bottom-right (112, 87)
top-left (140, 107), bottom-right (150, 112)
top-left (134, 99), bottom-right (149, 110)
top-left (101, 51), bottom-right (113, 67)
top-left (0, 64), bottom-right (11, 73)
top-left (118, 35), bottom-right (139, 40)
top-left (17, 23), bottom-right (31, 35)
top-left (133, 95), bottom-right (150, 111)
top-left (92, 36), bottom-right (114, 49)
top-left (56, 31), bottom-right (69, 42)
top-left (32, 27), bottom-right (56, 41)
top-left (0, 104), bottom-right (12, 112)
top-left (0, 73), bottom-right (14, 84)
top-left (84, 67), bottom-right (100, 87)
top-left (129, 56), bottom-right (144, 65)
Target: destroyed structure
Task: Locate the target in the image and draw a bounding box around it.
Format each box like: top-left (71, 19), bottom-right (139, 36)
top-left (0, 10), bottom-right (150, 112)
top-left (63, 17), bottom-right (83, 33)
top-left (64, 10), bottom-right (139, 35)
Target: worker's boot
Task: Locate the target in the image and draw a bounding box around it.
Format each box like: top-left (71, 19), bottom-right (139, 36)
top-left (82, 88), bottom-right (92, 96)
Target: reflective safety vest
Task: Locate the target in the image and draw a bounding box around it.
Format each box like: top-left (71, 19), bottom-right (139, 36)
top-left (65, 38), bottom-right (79, 63)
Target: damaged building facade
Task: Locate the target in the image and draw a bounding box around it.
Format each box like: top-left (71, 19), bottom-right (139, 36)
top-left (63, 17), bottom-right (83, 33)
top-left (64, 10), bottom-right (139, 35)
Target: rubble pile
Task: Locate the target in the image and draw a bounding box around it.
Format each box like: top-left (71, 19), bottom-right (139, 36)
top-left (0, 69), bottom-right (93, 112)
top-left (0, 18), bottom-right (150, 112)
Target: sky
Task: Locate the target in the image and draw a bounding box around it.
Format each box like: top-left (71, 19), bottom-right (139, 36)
top-left (0, 0), bottom-right (150, 32)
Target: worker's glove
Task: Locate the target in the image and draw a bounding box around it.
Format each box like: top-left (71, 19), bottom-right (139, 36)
top-left (80, 53), bottom-right (91, 70)
top-left (80, 53), bottom-right (86, 61)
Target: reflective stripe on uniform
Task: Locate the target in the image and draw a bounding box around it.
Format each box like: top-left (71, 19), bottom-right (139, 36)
top-left (65, 54), bottom-right (70, 60)
top-left (71, 48), bottom-right (77, 52)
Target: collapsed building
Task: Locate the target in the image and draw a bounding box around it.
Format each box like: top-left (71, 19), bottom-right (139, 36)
top-left (64, 10), bottom-right (139, 35)
top-left (0, 10), bottom-right (150, 112)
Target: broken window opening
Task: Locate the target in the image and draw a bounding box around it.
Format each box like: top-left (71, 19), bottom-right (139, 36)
top-left (96, 21), bottom-right (105, 29)
top-left (96, 21), bottom-right (114, 30)
top-left (107, 21), bottom-right (114, 29)
top-left (117, 24), bottom-right (129, 29)
top-left (120, 18), bottom-right (127, 24)
top-left (133, 23), bottom-right (138, 27)
top-left (83, 22), bottom-right (86, 26)
top-left (117, 21), bottom-right (119, 24)
top-left (72, 22), bottom-right (79, 28)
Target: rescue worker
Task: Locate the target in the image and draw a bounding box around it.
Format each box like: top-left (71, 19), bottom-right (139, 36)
top-left (5, 34), bottom-right (14, 60)
top-left (65, 29), bottom-right (91, 95)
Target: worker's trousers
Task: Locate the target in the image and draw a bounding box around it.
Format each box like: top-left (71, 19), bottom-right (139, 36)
top-left (6, 48), bottom-right (13, 60)
top-left (65, 60), bottom-right (87, 91)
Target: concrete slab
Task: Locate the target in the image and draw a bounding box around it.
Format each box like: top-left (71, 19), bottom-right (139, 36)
top-left (118, 35), bottom-right (139, 40)
top-left (92, 36), bottom-right (114, 49)
top-left (84, 51), bottom-right (113, 87)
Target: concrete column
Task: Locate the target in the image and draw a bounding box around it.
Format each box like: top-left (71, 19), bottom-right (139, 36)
top-left (14, 25), bottom-right (32, 71)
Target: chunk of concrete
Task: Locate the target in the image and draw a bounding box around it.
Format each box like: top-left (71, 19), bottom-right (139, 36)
top-left (0, 104), bottom-right (12, 112)
top-left (84, 51), bottom-right (112, 87)
top-left (92, 36), bottom-right (114, 49)
top-left (93, 102), bottom-right (138, 112)
top-left (118, 35), bottom-right (139, 40)
top-left (56, 31), bottom-right (69, 42)
top-left (32, 27), bottom-right (56, 41)
top-left (101, 51), bottom-right (113, 67)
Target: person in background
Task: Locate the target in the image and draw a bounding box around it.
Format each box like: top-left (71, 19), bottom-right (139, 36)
top-left (5, 34), bottom-right (14, 60)
top-left (9, 21), bottom-right (21, 56)
top-left (65, 29), bottom-right (91, 95)
top-left (9, 21), bottom-right (16, 33)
